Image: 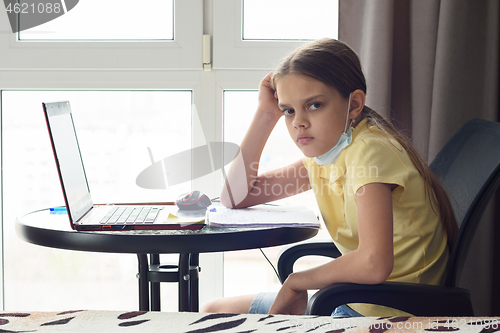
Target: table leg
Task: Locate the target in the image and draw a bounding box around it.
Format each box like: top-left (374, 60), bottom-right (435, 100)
top-left (150, 254), bottom-right (161, 311)
top-left (178, 253), bottom-right (190, 311)
top-left (141, 253), bottom-right (200, 312)
top-left (137, 254), bottom-right (149, 311)
top-left (190, 253), bottom-right (200, 312)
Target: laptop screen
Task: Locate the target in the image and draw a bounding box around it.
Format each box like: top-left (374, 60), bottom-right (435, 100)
top-left (43, 101), bottom-right (93, 223)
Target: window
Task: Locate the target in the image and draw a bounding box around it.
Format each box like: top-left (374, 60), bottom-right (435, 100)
top-left (213, 0), bottom-right (338, 69)
top-left (0, 0), bottom-right (339, 310)
top-left (0, 0), bottom-right (201, 69)
top-left (19, 0), bottom-right (174, 41)
top-left (1, 90), bottom-right (191, 311)
top-left (242, 0), bottom-right (338, 41)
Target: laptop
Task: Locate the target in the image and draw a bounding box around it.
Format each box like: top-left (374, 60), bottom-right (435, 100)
top-left (42, 101), bottom-right (205, 231)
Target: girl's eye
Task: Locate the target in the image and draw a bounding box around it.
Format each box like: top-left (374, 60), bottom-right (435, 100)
top-left (282, 109), bottom-right (294, 116)
top-left (309, 103), bottom-right (321, 110)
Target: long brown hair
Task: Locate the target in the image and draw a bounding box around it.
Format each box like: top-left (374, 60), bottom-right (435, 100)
top-left (272, 38), bottom-right (458, 250)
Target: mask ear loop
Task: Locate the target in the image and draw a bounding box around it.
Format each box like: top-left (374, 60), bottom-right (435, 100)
top-left (343, 92), bottom-right (352, 133)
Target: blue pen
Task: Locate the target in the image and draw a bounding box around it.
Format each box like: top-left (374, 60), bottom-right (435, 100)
top-left (50, 207), bottom-right (67, 212)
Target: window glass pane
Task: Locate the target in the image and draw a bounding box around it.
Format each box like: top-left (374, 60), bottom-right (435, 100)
top-left (19, 0), bottom-right (174, 41)
top-left (222, 90), bottom-right (325, 297)
top-left (242, 0), bottom-right (338, 40)
top-left (2, 90), bottom-right (190, 310)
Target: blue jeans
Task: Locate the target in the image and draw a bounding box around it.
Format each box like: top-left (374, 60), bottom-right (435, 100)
top-left (248, 292), bottom-right (363, 317)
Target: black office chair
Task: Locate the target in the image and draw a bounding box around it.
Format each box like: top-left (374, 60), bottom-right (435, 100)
top-left (277, 118), bottom-right (500, 316)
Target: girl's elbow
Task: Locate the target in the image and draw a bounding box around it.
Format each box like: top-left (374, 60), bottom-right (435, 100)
top-left (370, 265), bottom-right (393, 284)
top-left (219, 194), bottom-right (233, 208)
top-left (219, 182), bottom-right (254, 208)
top-left (219, 190), bottom-right (248, 208)
top-left (219, 184), bottom-right (237, 208)
top-left (365, 255), bottom-right (394, 284)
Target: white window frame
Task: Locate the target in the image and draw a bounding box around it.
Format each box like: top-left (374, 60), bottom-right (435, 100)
top-left (0, 0), bottom-right (203, 70)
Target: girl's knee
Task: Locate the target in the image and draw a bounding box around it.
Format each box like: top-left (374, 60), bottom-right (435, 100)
top-left (200, 295), bottom-right (256, 314)
top-left (200, 298), bottom-right (226, 313)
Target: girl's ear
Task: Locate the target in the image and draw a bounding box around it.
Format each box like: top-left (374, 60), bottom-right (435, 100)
top-left (349, 89), bottom-right (366, 120)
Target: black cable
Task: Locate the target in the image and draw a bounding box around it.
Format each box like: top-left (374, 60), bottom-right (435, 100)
top-left (209, 199), bottom-right (282, 281)
top-left (259, 248), bottom-right (281, 282)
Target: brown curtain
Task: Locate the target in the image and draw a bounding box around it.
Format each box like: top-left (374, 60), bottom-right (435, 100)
top-left (339, 0), bottom-right (499, 315)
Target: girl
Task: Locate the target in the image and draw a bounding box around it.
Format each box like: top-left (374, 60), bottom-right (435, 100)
top-left (202, 38), bottom-right (458, 317)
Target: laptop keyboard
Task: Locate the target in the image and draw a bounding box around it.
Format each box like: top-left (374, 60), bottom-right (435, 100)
top-left (100, 206), bottom-right (161, 224)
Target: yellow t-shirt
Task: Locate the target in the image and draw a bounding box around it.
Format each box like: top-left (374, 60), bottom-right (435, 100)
top-left (303, 118), bottom-right (449, 317)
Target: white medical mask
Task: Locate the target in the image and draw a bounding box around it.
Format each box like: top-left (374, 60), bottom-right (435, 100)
top-left (314, 93), bottom-right (354, 165)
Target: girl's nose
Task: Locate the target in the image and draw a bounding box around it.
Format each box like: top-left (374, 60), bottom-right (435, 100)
top-left (293, 113), bottom-right (309, 129)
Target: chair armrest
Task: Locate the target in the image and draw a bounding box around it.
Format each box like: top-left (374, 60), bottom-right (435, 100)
top-left (307, 282), bottom-right (474, 317)
top-left (277, 240), bottom-right (341, 283)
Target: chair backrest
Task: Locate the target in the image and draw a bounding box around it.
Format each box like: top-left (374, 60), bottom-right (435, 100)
top-left (429, 118), bottom-right (500, 287)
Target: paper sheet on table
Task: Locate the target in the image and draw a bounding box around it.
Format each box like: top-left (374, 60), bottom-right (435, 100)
top-left (207, 205), bottom-right (320, 228)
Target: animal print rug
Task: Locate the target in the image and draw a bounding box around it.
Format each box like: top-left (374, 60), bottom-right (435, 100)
top-left (0, 310), bottom-right (499, 332)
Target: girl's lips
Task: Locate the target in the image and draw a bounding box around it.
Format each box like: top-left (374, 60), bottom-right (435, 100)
top-left (297, 136), bottom-right (313, 144)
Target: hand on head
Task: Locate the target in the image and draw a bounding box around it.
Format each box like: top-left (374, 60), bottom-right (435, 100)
top-left (257, 72), bottom-right (282, 120)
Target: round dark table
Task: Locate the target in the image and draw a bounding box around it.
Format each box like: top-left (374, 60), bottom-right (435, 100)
top-left (16, 208), bottom-right (319, 312)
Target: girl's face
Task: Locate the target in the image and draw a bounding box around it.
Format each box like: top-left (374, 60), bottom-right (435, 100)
top-left (275, 74), bottom-right (351, 158)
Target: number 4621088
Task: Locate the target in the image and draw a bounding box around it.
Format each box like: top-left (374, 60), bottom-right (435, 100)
top-left (5, 2), bottom-right (62, 14)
